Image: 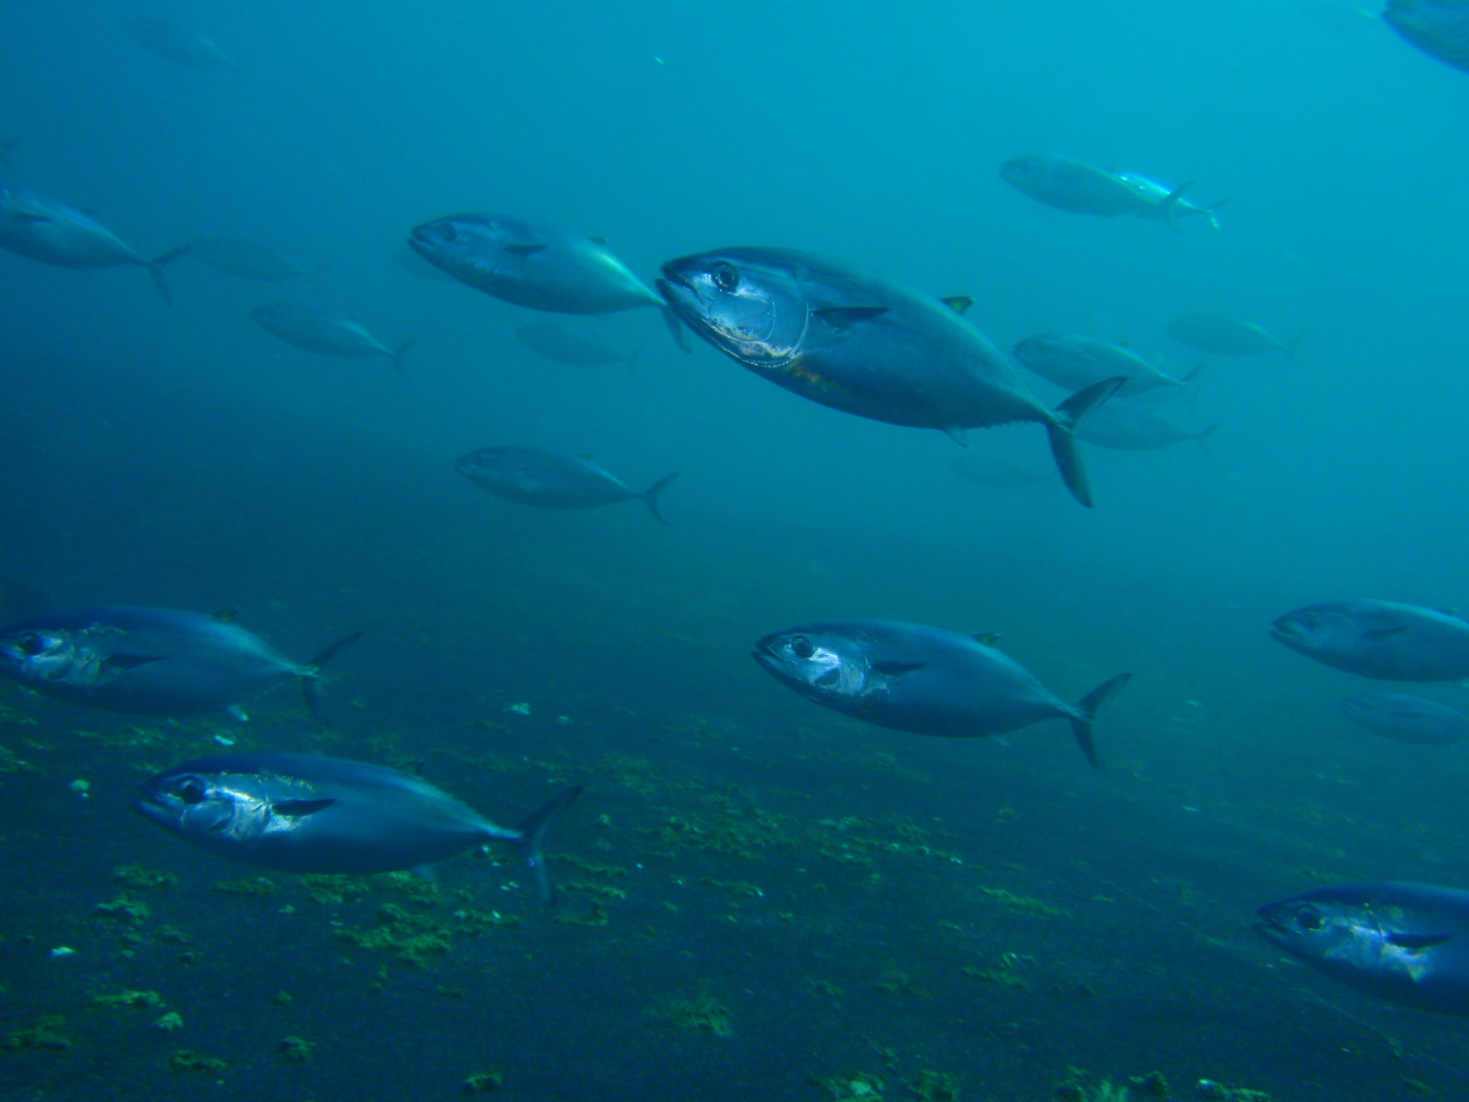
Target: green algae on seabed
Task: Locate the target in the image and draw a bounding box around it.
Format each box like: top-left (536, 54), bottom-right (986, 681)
top-left (810, 1070), bottom-right (884, 1099)
top-left (88, 989), bottom-right (163, 1009)
top-left (551, 900), bottom-right (609, 927)
top-left (214, 876), bottom-right (278, 895)
top-left (910, 1069), bottom-right (958, 1101)
top-left (169, 1049), bottom-right (227, 1074)
top-left (113, 863), bottom-right (178, 890)
top-left (1, 1015), bottom-right (71, 1052)
top-left (336, 903), bottom-right (520, 966)
top-left (973, 885), bottom-right (1070, 917)
top-left (278, 1035), bottom-right (315, 1062)
top-left (653, 992), bottom-right (733, 1037)
top-left (463, 1068), bottom-right (504, 1093)
top-left (93, 893), bottom-right (150, 925)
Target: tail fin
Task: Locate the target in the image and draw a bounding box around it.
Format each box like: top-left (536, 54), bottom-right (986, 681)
top-left (510, 787), bottom-right (583, 905)
top-left (301, 629), bottom-right (363, 725)
top-left (146, 261), bottom-right (172, 305)
top-left (389, 338), bottom-right (416, 378)
top-left (1044, 376), bottom-right (1125, 508)
top-left (1193, 423), bottom-right (1220, 457)
top-left (660, 304), bottom-right (692, 354)
top-left (1205, 197), bottom-right (1230, 230)
top-left (1159, 180), bottom-right (1193, 233)
top-left (1180, 361), bottom-right (1206, 383)
top-left (1284, 333), bottom-right (1304, 365)
top-left (640, 472), bottom-right (678, 526)
top-left (152, 243), bottom-right (193, 267)
top-left (1068, 672), bottom-right (1131, 771)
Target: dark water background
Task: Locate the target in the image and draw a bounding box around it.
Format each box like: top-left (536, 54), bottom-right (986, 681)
top-left (3, 2), bottom-right (1469, 1100)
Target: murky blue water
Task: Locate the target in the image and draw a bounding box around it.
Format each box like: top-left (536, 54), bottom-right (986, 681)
top-left (3, 3), bottom-right (1469, 1099)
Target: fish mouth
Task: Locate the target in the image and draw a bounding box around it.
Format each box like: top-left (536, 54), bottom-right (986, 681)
top-left (131, 791), bottom-right (173, 828)
top-left (750, 639), bottom-right (787, 677)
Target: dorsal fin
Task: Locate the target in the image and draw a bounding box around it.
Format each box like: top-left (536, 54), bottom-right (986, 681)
top-left (940, 296), bottom-right (973, 315)
top-left (587, 235), bottom-right (607, 245)
top-left (212, 607), bottom-right (240, 623)
top-left (972, 633), bottom-right (1001, 646)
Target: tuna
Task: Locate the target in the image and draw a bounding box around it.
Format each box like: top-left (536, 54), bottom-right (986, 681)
top-left (1271, 600), bottom-right (1469, 681)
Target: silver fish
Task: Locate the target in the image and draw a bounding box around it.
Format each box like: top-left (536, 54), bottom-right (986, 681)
top-left (0, 605), bottom-right (358, 722)
top-left (1000, 155), bottom-right (1199, 229)
top-left (1014, 334), bottom-right (1201, 397)
top-left (658, 247), bottom-right (1123, 507)
top-left (1340, 693), bottom-right (1469, 745)
top-left (122, 18), bottom-right (239, 70)
top-left (134, 752), bottom-right (581, 902)
top-left (0, 182), bottom-right (173, 302)
top-left (456, 447), bottom-right (677, 525)
top-left (753, 619), bottom-right (1130, 769)
top-left (1076, 399), bottom-right (1218, 452)
top-left (252, 304), bottom-right (414, 376)
top-left (1165, 314), bottom-right (1301, 362)
top-left (157, 237), bottom-right (321, 281)
top-left (515, 323), bottom-right (640, 369)
top-left (1385, 0), bottom-right (1469, 74)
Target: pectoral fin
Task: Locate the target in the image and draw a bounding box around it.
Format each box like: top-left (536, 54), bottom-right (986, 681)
top-left (272, 798), bottom-right (336, 818)
top-left (103, 653), bottom-right (167, 673)
top-left (1364, 626), bottom-right (1408, 640)
top-left (1387, 932), bottom-right (1452, 951)
top-left (504, 243), bottom-right (547, 257)
top-left (812, 305), bottom-right (889, 330)
top-left (872, 661), bottom-right (925, 677)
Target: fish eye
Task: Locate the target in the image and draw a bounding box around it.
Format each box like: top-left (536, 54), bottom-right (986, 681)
top-left (16, 633), bottom-right (46, 657)
top-left (438, 224), bottom-right (457, 242)
top-left (1295, 905), bottom-right (1324, 932)
top-left (791, 636), bottom-right (815, 660)
top-left (711, 261), bottom-right (739, 293)
top-left (176, 777), bottom-right (206, 804)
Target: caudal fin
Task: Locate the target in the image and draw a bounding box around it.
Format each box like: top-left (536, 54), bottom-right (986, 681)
top-left (1044, 376), bottom-right (1126, 508)
top-left (660, 304), bottom-right (692, 354)
top-left (152, 243), bottom-right (193, 267)
top-left (510, 786), bottom-right (583, 905)
top-left (640, 472), bottom-right (678, 526)
top-left (1205, 197), bottom-right (1230, 230)
top-left (301, 629), bottom-right (364, 725)
top-left (1068, 672), bottom-right (1132, 771)
top-left (1193, 423), bottom-right (1220, 457)
top-left (389, 339), bottom-right (416, 378)
top-left (146, 261), bottom-right (172, 305)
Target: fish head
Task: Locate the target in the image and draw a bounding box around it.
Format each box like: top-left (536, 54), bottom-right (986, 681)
top-left (454, 449), bottom-right (509, 491)
top-left (0, 624), bottom-right (100, 687)
top-left (1255, 892), bottom-right (1383, 972)
top-left (658, 251), bottom-right (809, 368)
top-left (752, 626), bottom-right (869, 706)
top-left (1012, 335), bottom-right (1065, 368)
top-left (999, 155), bottom-right (1050, 190)
top-left (1340, 693), bottom-right (1397, 726)
top-left (134, 764), bottom-right (272, 856)
top-left (1270, 603), bottom-right (1376, 662)
top-left (408, 214), bottom-right (520, 279)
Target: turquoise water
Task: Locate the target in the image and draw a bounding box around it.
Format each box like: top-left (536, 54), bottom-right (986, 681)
top-left (4, 4), bottom-right (1469, 1099)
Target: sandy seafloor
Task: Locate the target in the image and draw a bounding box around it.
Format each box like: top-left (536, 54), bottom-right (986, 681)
top-left (2, 355), bottom-right (1468, 1102)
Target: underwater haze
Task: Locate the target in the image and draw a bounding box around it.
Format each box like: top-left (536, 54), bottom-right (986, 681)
top-left (3, 1), bottom-right (1469, 1099)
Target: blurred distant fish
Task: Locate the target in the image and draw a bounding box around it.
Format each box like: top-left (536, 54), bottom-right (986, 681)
top-left (515, 323), bottom-right (640, 370)
top-left (251, 304), bottom-right (414, 376)
top-left (1272, 600), bottom-right (1469, 681)
top-left (122, 17), bottom-right (238, 71)
top-left (949, 454), bottom-right (1049, 489)
top-left (134, 752), bottom-right (580, 903)
top-left (0, 182), bottom-right (174, 302)
top-left (0, 606), bottom-right (359, 722)
top-left (456, 446), bottom-right (678, 525)
top-left (1341, 693), bottom-right (1469, 745)
top-left (658, 246), bottom-right (1123, 508)
top-left (157, 237), bottom-right (321, 281)
top-left (752, 619), bottom-right (1130, 770)
top-left (408, 213), bottom-right (691, 352)
top-left (1014, 334), bottom-right (1202, 397)
top-left (1165, 314), bottom-right (1301, 362)
top-left (1000, 156), bottom-right (1215, 230)
top-left (1076, 399), bottom-right (1217, 452)
top-left (1385, 0), bottom-right (1469, 74)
